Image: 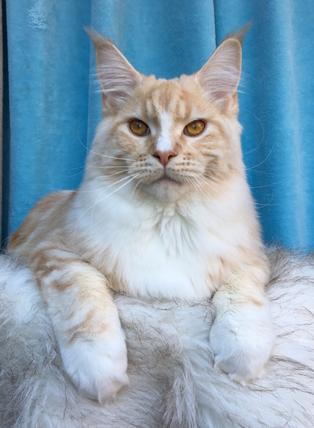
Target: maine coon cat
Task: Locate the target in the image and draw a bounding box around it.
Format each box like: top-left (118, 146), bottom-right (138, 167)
top-left (9, 30), bottom-right (274, 402)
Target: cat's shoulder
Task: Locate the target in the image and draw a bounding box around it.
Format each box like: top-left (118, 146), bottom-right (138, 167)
top-left (9, 190), bottom-right (75, 250)
top-left (32, 190), bottom-right (75, 212)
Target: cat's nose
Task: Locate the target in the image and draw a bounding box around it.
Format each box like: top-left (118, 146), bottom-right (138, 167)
top-left (153, 150), bottom-right (177, 167)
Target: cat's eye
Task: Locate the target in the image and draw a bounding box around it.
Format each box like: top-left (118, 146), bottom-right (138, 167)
top-left (183, 119), bottom-right (206, 137)
top-left (129, 119), bottom-right (150, 137)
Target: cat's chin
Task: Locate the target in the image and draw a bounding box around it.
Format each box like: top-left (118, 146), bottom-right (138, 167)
top-left (142, 177), bottom-right (190, 202)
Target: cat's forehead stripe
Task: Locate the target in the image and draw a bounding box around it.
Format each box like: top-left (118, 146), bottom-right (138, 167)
top-left (143, 82), bottom-right (192, 122)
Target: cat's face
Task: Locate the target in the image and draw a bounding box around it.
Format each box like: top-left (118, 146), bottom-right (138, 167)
top-left (88, 31), bottom-right (243, 202)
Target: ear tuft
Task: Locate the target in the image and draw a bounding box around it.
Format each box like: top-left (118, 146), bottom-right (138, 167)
top-left (223, 22), bottom-right (251, 46)
top-left (86, 28), bottom-right (141, 110)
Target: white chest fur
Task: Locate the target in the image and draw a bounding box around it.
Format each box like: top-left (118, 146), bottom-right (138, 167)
top-left (102, 206), bottom-right (216, 300)
top-left (71, 178), bottom-right (254, 300)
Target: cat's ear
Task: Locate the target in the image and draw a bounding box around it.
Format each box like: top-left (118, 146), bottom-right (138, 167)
top-left (87, 29), bottom-right (142, 110)
top-left (195, 30), bottom-right (245, 111)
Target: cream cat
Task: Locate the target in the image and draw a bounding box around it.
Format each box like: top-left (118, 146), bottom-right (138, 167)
top-left (9, 30), bottom-right (274, 402)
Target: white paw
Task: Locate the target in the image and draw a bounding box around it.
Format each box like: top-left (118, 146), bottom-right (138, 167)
top-left (210, 303), bottom-right (275, 383)
top-left (60, 332), bottom-right (129, 402)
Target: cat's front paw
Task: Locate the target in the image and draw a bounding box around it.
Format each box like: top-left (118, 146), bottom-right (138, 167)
top-left (60, 331), bottom-right (128, 402)
top-left (210, 303), bottom-right (275, 383)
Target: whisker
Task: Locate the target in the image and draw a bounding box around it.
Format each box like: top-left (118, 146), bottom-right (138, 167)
top-left (76, 174), bottom-right (139, 225)
top-left (100, 175), bottom-right (140, 203)
top-left (81, 178), bottom-right (133, 206)
top-left (189, 175), bottom-right (211, 196)
top-left (98, 166), bottom-right (130, 170)
top-left (101, 171), bottom-right (127, 178)
top-left (89, 150), bottom-right (131, 162)
top-left (245, 148), bottom-right (273, 172)
top-left (79, 175), bottom-right (133, 194)
top-left (131, 177), bottom-right (145, 197)
top-left (190, 177), bottom-right (205, 195)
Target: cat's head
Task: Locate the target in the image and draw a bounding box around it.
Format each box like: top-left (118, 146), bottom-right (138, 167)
top-left (87, 30), bottom-right (245, 203)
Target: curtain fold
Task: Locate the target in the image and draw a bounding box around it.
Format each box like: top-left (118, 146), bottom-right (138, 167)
top-left (3, 0), bottom-right (314, 251)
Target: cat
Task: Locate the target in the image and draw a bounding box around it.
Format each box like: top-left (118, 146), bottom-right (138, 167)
top-left (8, 29), bottom-right (274, 402)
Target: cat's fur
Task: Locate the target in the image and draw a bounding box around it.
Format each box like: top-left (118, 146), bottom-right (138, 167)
top-left (8, 30), bottom-right (274, 401)
top-left (1, 250), bottom-right (314, 428)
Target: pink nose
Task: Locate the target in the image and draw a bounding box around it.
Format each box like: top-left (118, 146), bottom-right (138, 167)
top-left (153, 150), bottom-right (177, 166)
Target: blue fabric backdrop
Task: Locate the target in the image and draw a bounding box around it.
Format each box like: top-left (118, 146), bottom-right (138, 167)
top-left (3, 0), bottom-right (314, 250)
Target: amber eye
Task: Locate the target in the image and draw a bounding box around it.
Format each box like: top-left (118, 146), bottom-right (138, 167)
top-left (129, 119), bottom-right (150, 137)
top-left (183, 119), bottom-right (206, 137)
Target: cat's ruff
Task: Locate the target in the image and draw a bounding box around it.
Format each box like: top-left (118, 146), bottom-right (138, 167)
top-left (1, 249), bottom-right (314, 428)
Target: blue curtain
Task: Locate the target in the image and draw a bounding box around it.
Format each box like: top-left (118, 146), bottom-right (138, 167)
top-left (3, 0), bottom-right (314, 251)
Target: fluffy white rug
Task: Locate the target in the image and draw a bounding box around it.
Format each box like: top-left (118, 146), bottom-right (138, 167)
top-left (0, 249), bottom-right (314, 428)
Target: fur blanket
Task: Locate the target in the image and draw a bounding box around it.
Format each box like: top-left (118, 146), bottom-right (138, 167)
top-left (0, 250), bottom-right (314, 428)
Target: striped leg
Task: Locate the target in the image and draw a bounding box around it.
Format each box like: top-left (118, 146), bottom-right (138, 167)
top-left (32, 247), bottom-right (128, 402)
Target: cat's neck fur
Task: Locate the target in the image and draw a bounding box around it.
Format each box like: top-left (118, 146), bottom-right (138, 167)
top-left (70, 163), bottom-right (259, 301)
